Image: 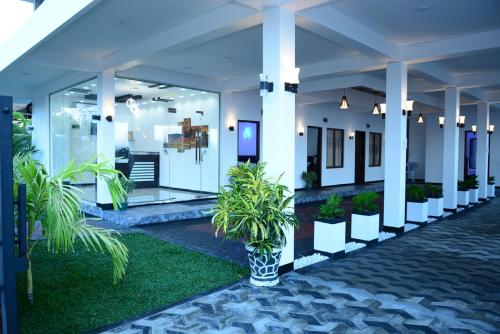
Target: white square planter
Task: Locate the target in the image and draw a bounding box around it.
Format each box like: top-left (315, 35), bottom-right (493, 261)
top-left (351, 213), bottom-right (379, 245)
top-left (488, 183), bottom-right (496, 198)
top-left (406, 201), bottom-right (429, 224)
top-left (457, 190), bottom-right (470, 206)
top-left (314, 218), bottom-right (346, 257)
top-left (428, 197), bottom-right (444, 218)
top-left (469, 188), bottom-right (479, 204)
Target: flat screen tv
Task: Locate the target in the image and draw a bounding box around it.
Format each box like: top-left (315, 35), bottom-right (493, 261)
top-left (237, 120), bottom-right (260, 163)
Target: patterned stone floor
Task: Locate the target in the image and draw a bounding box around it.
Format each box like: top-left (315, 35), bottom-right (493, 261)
top-left (100, 198), bottom-right (500, 334)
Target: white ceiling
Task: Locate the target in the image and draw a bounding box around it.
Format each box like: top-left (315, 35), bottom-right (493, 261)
top-left (327, 0), bottom-right (500, 46)
top-left (1, 0), bottom-right (500, 109)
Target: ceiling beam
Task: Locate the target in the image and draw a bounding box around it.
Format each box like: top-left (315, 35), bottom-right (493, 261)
top-left (455, 71), bottom-right (500, 89)
top-left (297, 6), bottom-right (399, 61)
top-left (401, 29), bottom-right (500, 64)
top-left (100, 3), bottom-right (260, 71)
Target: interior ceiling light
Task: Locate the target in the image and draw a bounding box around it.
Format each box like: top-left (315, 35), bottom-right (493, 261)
top-left (339, 88), bottom-right (349, 110)
top-left (372, 102), bottom-right (380, 115)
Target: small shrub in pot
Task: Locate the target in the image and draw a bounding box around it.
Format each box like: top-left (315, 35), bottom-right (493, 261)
top-left (351, 192), bottom-right (380, 244)
top-left (301, 170), bottom-right (317, 190)
top-left (352, 192), bottom-right (379, 214)
top-left (314, 194), bottom-right (346, 256)
top-left (406, 186), bottom-right (428, 223)
top-left (118, 176), bottom-right (135, 210)
top-left (407, 186), bottom-right (426, 203)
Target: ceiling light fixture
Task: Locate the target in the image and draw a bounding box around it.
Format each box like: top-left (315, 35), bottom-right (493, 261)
top-left (472, 125), bottom-right (477, 133)
top-left (372, 101), bottom-right (380, 115)
top-left (417, 113), bottom-right (424, 124)
top-left (457, 115), bottom-right (466, 128)
top-left (284, 68), bottom-right (300, 94)
top-left (439, 116), bottom-right (445, 128)
top-left (340, 88), bottom-right (349, 110)
top-left (403, 100), bottom-right (414, 116)
top-left (380, 103), bottom-right (386, 119)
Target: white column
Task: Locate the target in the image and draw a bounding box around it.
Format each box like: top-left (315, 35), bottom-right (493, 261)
top-left (383, 62), bottom-right (407, 232)
top-left (443, 87), bottom-right (460, 210)
top-left (477, 102), bottom-right (490, 199)
top-left (262, 7), bottom-right (295, 271)
top-left (96, 70), bottom-right (116, 206)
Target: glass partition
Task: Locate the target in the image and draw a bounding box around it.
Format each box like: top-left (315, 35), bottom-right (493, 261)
top-left (50, 78), bottom-right (98, 202)
top-left (114, 77), bottom-right (219, 205)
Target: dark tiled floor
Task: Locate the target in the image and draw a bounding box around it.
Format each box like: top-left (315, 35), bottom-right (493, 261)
top-left (102, 198), bottom-right (500, 334)
top-left (139, 194), bottom-right (385, 264)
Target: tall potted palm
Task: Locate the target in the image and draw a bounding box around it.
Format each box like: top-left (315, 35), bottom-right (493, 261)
top-left (13, 154), bottom-right (129, 302)
top-left (212, 161), bottom-right (299, 287)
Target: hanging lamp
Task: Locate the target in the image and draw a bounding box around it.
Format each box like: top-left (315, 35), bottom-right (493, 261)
top-left (417, 103), bottom-right (424, 124)
top-left (339, 88), bottom-right (349, 110)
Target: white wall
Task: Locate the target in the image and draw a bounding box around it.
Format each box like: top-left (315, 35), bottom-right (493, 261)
top-left (408, 115), bottom-right (426, 180)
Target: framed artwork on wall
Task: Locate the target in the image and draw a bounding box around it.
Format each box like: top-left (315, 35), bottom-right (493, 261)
top-left (237, 120), bottom-right (260, 163)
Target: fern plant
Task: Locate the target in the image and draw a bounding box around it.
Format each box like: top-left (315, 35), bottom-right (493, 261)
top-left (317, 194), bottom-right (345, 220)
top-left (211, 161), bottom-right (299, 257)
top-left (352, 192), bottom-right (379, 214)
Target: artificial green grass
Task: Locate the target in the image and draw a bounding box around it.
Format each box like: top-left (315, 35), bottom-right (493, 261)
top-left (17, 233), bottom-right (248, 334)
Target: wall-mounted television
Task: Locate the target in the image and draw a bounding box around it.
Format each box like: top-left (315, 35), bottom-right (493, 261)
top-left (237, 120), bottom-right (260, 163)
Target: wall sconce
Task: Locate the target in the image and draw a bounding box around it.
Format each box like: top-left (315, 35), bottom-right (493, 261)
top-left (402, 100), bottom-right (414, 116)
top-left (349, 131), bottom-right (355, 140)
top-left (259, 73), bottom-right (273, 96)
top-left (472, 125), bottom-right (477, 133)
top-left (380, 103), bottom-right (386, 119)
top-left (457, 115), bottom-right (466, 128)
top-left (417, 113), bottom-right (424, 124)
top-left (439, 116), bottom-right (445, 128)
top-left (323, 118), bottom-right (328, 123)
top-left (227, 118), bottom-right (236, 132)
top-left (284, 68), bottom-right (300, 94)
top-left (228, 125), bottom-right (235, 132)
top-left (488, 124), bottom-right (495, 134)
top-left (298, 125), bottom-right (304, 136)
top-left (105, 115), bottom-right (113, 122)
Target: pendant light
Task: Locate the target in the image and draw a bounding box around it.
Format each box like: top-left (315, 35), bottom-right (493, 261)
top-left (417, 102), bottom-right (424, 124)
top-left (339, 88), bottom-right (349, 110)
top-left (372, 97), bottom-right (380, 115)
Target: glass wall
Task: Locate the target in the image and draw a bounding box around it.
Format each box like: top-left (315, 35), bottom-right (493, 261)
top-left (50, 78), bottom-right (98, 202)
top-left (114, 77), bottom-right (220, 205)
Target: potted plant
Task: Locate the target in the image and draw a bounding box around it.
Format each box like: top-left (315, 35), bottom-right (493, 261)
top-left (488, 176), bottom-right (496, 198)
top-left (457, 180), bottom-right (470, 207)
top-left (301, 170), bottom-right (317, 190)
top-left (314, 194), bottom-right (346, 258)
top-left (212, 161), bottom-right (299, 287)
top-left (466, 175), bottom-right (479, 204)
top-left (118, 176), bottom-right (135, 210)
top-left (424, 184), bottom-right (443, 218)
top-left (351, 192), bottom-right (380, 245)
top-left (406, 186), bottom-right (428, 224)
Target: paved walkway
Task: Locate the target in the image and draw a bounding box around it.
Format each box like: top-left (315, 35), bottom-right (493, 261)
top-left (101, 199), bottom-right (500, 334)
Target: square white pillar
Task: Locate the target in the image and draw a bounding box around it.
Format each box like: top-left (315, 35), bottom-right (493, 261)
top-left (443, 87), bottom-right (460, 210)
top-left (262, 7), bottom-right (295, 271)
top-left (477, 102), bottom-right (489, 199)
top-left (96, 70), bottom-right (116, 206)
top-left (383, 62), bottom-right (407, 232)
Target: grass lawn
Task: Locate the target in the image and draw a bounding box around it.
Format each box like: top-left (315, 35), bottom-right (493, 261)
top-left (17, 233), bottom-right (248, 334)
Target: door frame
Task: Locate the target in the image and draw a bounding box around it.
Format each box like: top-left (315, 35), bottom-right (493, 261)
top-left (306, 126), bottom-right (322, 187)
top-left (355, 130), bottom-right (366, 185)
top-left (463, 130), bottom-right (477, 180)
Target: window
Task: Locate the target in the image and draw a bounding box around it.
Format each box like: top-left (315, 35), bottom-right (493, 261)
top-left (369, 132), bottom-right (382, 167)
top-left (326, 128), bottom-right (344, 168)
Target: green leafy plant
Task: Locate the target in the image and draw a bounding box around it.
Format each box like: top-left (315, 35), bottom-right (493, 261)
top-left (458, 180), bottom-right (469, 191)
top-left (424, 184), bottom-right (443, 198)
top-left (465, 175), bottom-right (479, 189)
top-left (318, 194), bottom-right (345, 220)
top-left (119, 176), bottom-right (136, 196)
top-left (407, 186), bottom-right (426, 202)
top-left (211, 161), bottom-right (299, 257)
top-left (13, 154), bottom-right (129, 302)
top-left (301, 170), bottom-right (317, 190)
top-left (12, 111), bottom-right (36, 156)
top-left (352, 192), bottom-right (379, 214)
top-left (488, 176), bottom-right (495, 184)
